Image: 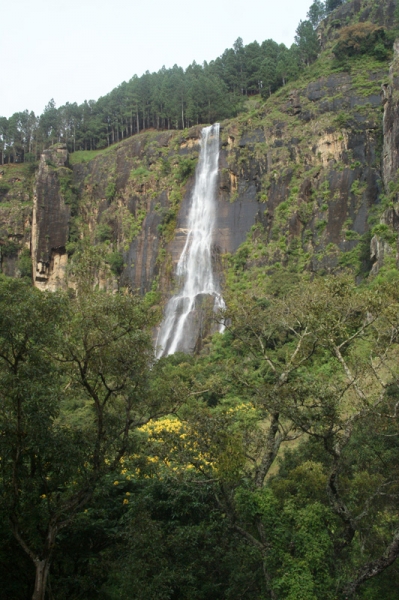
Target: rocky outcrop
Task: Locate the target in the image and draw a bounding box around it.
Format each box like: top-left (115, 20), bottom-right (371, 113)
top-left (382, 40), bottom-right (399, 183)
top-left (32, 144), bottom-right (70, 290)
top-left (151, 137), bottom-right (262, 297)
top-left (0, 163), bottom-right (33, 277)
top-left (8, 58), bottom-right (385, 294)
top-left (370, 39), bottom-right (399, 273)
top-left (213, 62), bottom-right (384, 277)
top-left (319, 0), bottom-right (396, 50)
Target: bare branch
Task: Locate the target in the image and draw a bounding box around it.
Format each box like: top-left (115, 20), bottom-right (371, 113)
top-left (343, 528), bottom-right (399, 596)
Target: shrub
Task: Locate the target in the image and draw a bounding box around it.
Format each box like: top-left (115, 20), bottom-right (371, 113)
top-left (59, 174), bottom-right (79, 213)
top-left (18, 249), bottom-right (32, 279)
top-left (157, 208), bottom-right (177, 237)
top-left (65, 241), bottom-right (77, 256)
top-left (333, 23), bottom-right (391, 61)
top-left (175, 158), bottom-right (196, 183)
top-left (1, 239), bottom-right (20, 257)
top-left (160, 158), bottom-right (171, 176)
top-left (335, 112), bottom-right (350, 128)
top-left (325, 0), bottom-right (343, 12)
top-left (0, 182), bottom-right (11, 195)
top-left (130, 167), bottom-right (150, 180)
top-left (96, 223), bottom-right (113, 242)
top-left (106, 251), bottom-right (124, 276)
top-left (105, 181), bottom-right (116, 202)
top-left (371, 223), bottom-right (397, 245)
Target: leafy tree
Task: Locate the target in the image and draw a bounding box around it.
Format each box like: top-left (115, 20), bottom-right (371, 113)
top-left (38, 99), bottom-right (59, 146)
top-left (101, 476), bottom-right (263, 600)
top-left (0, 277), bottom-right (175, 599)
top-left (106, 250), bottom-right (124, 276)
top-left (307, 0), bottom-right (326, 28)
top-left (18, 248), bottom-right (32, 279)
top-left (172, 274), bottom-right (399, 597)
top-left (295, 19), bottom-right (320, 66)
top-left (276, 45), bottom-right (300, 86)
top-left (325, 0), bottom-right (344, 13)
top-left (260, 57), bottom-right (278, 98)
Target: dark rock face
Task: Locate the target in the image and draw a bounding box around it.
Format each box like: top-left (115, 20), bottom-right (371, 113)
top-left (371, 40), bottom-right (399, 273)
top-left (217, 56), bottom-right (384, 275)
top-left (382, 42), bottom-right (399, 185)
top-left (164, 174), bottom-right (262, 288)
top-left (32, 145), bottom-right (70, 290)
top-left (238, 129), bottom-right (266, 146)
top-left (215, 196), bottom-right (262, 255)
top-left (123, 191), bottom-right (168, 293)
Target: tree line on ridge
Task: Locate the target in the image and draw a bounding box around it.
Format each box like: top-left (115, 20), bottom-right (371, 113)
top-left (0, 0), bottom-right (345, 163)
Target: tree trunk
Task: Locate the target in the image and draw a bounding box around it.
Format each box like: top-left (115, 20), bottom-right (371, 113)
top-left (343, 528), bottom-right (399, 596)
top-left (32, 558), bottom-right (50, 600)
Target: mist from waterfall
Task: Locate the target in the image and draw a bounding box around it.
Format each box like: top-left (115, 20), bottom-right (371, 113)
top-left (156, 123), bottom-right (225, 358)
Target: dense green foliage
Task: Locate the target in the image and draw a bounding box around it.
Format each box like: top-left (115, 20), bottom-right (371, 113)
top-left (1, 271), bottom-right (399, 599)
top-left (0, 276), bottom-right (182, 599)
top-left (333, 22), bottom-right (393, 61)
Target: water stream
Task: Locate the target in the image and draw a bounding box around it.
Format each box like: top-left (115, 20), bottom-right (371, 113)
top-left (156, 124), bottom-right (225, 358)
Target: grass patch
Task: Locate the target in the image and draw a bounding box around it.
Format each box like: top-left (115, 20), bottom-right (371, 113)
top-left (68, 148), bottom-right (113, 165)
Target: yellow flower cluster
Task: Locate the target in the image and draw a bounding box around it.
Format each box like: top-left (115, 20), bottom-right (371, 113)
top-left (139, 416), bottom-right (214, 474)
top-left (140, 416), bottom-right (185, 439)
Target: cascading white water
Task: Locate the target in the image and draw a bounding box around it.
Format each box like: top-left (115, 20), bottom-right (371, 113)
top-left (156, 123), bottom-right (225, 358)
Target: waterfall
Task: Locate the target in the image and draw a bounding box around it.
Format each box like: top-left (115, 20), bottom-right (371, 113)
top-left (156, 123), bottom-right (225, 358)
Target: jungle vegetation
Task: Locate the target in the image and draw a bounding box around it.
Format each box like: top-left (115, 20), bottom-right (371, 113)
top-left (1, 267), bottom-right (399, 599)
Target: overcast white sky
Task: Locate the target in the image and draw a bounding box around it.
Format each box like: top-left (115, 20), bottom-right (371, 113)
top-left (1, 0), bottom-right (312, 119)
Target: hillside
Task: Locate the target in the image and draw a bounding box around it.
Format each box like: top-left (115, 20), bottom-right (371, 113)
top-left (0, 1), bottom-right (397, 306)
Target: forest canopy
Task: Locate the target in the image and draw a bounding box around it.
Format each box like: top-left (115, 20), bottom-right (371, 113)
top-left (1, 270), bottom-right (399, 599)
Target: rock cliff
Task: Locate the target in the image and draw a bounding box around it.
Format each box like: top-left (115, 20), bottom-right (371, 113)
top-left (31, 144), bottom-right (70, 290)
top-left (371, 38), bottom-right (399, 273)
